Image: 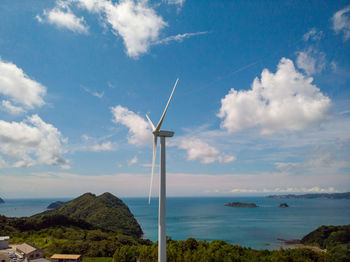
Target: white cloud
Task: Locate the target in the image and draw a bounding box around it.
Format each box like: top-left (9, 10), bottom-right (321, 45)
top-left (81, 134), bottom-right (90, 141)
top-left (155, 31), bottom-right (208, 45)
top-left (266, 186), bottom-right (337, 194)
top-left (231, 188), bottom-right (257, 193)
top-left (332, 5), bottom-right (350, 40)
top-left (166, 0), bottom-right (185, 7)
top-left (35, 15), bottom-right (43, 23)
top-left (111, 105), bottom-right (152, 146)
top-left (275, 143), bottom-right (349, 176)
top-left (82, 86), bottom-right (104, 98)
top-left (218, 58), bottom-right (331, 134)
top-left (0, 171), bottom-right (346, 198)
top-left (296, 48), bottom-right (326, 75)
top-left (75, 0), bottom-right (167, 57)
top-left (102, 0), bottom-right (167, 57)
top-left (0, 58), bottom-right (46, 110)
top-left (92, 91), bottom-right (104, 98)
top-left (128, 156), bottom-right (138, 166)
top-left (303, 28), bottom-right (323, 41)
top-left (90, 141), bottom-right (115, 152)
top-left (1, 100), bottom-right (25, 115)
top-left (177, 138), bottom-right (235, 164)
top-left (75, 136), bottom-right (116, 152)
top-left (0, 115), bottom-right (68, 168)
top-left (40, 5), bottom-right (89, 34)
top-left (41, 0), bottom-right (204, 57)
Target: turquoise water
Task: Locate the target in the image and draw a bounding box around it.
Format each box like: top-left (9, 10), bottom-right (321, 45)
top-left (1, 197), bottom-right (349, 249)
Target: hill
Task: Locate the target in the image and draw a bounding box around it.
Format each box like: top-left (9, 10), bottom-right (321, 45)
top-left (266, 192), bottom-right (350, 199)
top-left (0, 214), bottom-right (148, 257)
top-left (301, 225), bottom-right (350, 249)
top-left (47, 201), bottom-right (66, 209)
top-left (34, 192), bottom-right (142, 238)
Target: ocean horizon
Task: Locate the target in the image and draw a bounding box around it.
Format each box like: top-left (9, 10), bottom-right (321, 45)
top-left (1, 196), bottom-right (349, 250)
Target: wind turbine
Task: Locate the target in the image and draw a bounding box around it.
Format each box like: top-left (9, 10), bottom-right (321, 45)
top-left (146, 78), bottom-right (179, 262)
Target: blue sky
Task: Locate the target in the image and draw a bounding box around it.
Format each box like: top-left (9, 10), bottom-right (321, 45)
top-left (0, 0), bottom-right (349, 198)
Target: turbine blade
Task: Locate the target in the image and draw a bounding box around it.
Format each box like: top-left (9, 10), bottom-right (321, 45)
top-left (155, 78), bottom-right (179, 131)
top-left (148, 135), bottom-right (157, 204)
top-left (146, 114), bottom-right (155, 131)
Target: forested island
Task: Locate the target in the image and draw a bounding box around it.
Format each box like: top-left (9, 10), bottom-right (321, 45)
top-left (225, 202), bottom-right (258, 208)
top-left (0, 197), bottom-right (4, 204)
top-left (1, 192), bottom-right (349, 261)
top-left (266, 192), bottom-right (350, 199)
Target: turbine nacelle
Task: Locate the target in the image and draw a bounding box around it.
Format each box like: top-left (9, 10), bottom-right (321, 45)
top-left (153, 130), bottom-right (174, 137)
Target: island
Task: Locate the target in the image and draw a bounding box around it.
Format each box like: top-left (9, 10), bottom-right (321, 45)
top-left (0, 197), bottom-right (4, 204)
top-left (225, 202), bottom-right (258, 208)
top-left (279, 203), bottom-right (289, 208)
top-left (47, 201), bottom-right (66, 209)
top-left (266, 192), bottom-right (350, 199)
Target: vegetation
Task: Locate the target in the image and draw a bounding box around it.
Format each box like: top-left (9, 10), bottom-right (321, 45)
top-left (35, 192), bottom-right (143, 238)
top-left (82, 257), bottom-right (112, 262)
top-left (47, 201), bottom-right (66, 209)
top-left (113, 238), bottom-right (330, 262)
top-left (0, 214), bottom-right (150, 257)
top-left (0, 192), bottom-right (146, 257)
top-left (266, 192), bottom-right (350, 199)
top-left (301, 225), bottom-right (350, 261)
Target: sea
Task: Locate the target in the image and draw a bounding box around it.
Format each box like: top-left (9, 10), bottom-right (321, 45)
top-left (1, 197), bottom-right (349, 250)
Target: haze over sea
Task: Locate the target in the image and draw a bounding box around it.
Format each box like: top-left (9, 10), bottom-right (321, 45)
top-left (1, 197), bottom-right (349, 250)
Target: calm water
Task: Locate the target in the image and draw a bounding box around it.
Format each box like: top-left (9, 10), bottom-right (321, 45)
top-left (1, 197), bottom-right (349, 249)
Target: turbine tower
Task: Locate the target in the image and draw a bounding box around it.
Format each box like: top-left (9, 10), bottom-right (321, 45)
top-left (146, 78), bottom-right (179, 262)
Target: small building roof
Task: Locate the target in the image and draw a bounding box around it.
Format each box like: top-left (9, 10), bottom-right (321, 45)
top-left (16, 243), bottom-right (38, 254)
top-left (0, 236), bottom-right (10, 241)
top-left (50, 255), bottom-right (82, 260)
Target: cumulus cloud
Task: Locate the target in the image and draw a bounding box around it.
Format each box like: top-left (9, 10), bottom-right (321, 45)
top-left (177, 138), bottom-right (235, 164)
top-left (111, 105), bottom-right (152, 146)
top-left (0, 58), bottom-right (46, 111)
top-left (41, 0), bottom-right (167, 57)
top-left (1, 100), bottom-right (25, 115)
top-left (332, 5), bottom-right (350, 40)
top-left (218, 58), bottom-right (331, 134)
top-left (101, 0), bottom-right (167, 57)
top-left (0, 115), bottom-right (68, 168)
top-left (38, 3), bottom-right (89, 34)
top-left (155, 31), bottom-right (208, 45)
top-left (296, 48), bottom-right (326, 75)
top-left (40, 0), bottom-right (203, 57)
